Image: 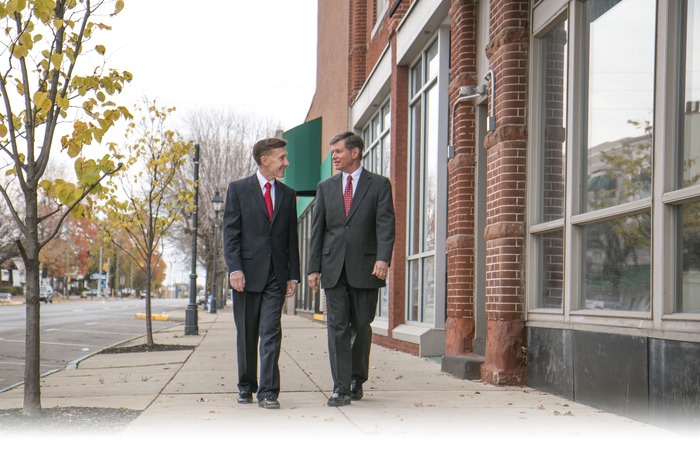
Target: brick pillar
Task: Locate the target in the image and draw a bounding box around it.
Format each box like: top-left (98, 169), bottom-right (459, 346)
top-left (445, 0), bottom-right (479, 355)
top-left (480, 0), bottom-right (529, 386)
top-left (348, 0), bottom-right (368, 104)
top-left (388, 33), bottom-right (408, 340)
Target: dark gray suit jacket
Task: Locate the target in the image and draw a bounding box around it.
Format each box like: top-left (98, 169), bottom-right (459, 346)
top-left (223, 174), bottom-right (300, 293)
top-left (308, 169), bottom-right (395, 289)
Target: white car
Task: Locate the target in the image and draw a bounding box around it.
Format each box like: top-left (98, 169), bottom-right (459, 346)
top-left (39, 286), bottom-right (54, 303)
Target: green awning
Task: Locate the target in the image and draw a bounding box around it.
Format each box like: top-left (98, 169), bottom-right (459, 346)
top-left (283, 117), bottom-right (322, 196)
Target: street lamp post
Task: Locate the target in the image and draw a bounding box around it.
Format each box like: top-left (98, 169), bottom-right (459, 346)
top-left (185, 144), bottom-right (200, 335)
top-left (210, 191), bottom-right (224, 314)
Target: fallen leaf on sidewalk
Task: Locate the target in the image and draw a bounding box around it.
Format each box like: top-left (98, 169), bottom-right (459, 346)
top-left (198, 397), bottom-right (208, 402)
top-left (414, 402), bottom-right (423, 407)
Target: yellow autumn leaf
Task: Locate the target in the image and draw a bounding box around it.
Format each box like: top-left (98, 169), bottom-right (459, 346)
top-left (57, 95), bottom-right (70, 109)
top-left (114, 0), bottom-right (124, 15)
top-left (51, 52), bottom-right (62, 69)
top-left (0, 124), bottom-right (7, 138)
top-left (95, 44), bottom-right (105, 55)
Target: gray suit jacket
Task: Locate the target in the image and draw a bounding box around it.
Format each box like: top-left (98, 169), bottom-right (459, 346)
top-left (222, 174), bottom-right (300, 293)
top-left (308, 169), bottom-right (395, 289)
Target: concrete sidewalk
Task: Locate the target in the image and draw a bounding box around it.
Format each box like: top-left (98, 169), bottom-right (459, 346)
top-left (0, 307), bottom-right (675, 437)
top-left (4, 307), bottom-right (695, 465)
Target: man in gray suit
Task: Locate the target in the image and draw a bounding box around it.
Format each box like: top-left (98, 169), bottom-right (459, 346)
top-left (308, 132), bottom-right (395, 407)
top-left (223, 137), bottom-right (300, 409)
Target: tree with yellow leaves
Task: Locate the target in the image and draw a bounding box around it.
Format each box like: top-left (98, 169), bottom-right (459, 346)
top-left (0, 0), bottom-right (132, 415)
top-left (101, 99), bottom-right (194, 345)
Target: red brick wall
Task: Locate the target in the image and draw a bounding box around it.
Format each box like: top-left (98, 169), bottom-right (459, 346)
top-left (349, 0), bottom-right (369, 104)
top-left (480, 0), bottom-right (529, 386)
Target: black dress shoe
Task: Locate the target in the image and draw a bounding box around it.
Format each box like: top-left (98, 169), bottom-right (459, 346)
top-left (350, 380), bottom-right (363, 400)
top-left (237, 391), bottom-right (253, 404)
top-left (327, 393), bottom-right (352, 407)
top-left (258, 396), bottom-right (280, 409)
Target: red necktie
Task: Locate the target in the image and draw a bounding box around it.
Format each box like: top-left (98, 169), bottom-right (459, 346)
top-left (343, 175), bottom-right (353, 217)
top-left (264, 182), bottom-right (273, 221)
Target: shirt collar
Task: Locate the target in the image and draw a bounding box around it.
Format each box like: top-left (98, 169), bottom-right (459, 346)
top-left (256, 170), bottom-right (275, 190)
top-left (343, 165), bottom-right (363, 183)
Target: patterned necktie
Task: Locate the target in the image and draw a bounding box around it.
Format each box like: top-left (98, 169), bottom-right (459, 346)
top-left (343, 175), bottom-right (353, 217)
top-left (264, 182), bottom-right (273, 221)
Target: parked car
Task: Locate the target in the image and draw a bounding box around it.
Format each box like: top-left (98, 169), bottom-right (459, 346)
top-left (197, 292), bottom-right (206, 305)
top-left (39, 286), bottom-right (54, 303)
top-left (140, 290), bottom-right (155, 299)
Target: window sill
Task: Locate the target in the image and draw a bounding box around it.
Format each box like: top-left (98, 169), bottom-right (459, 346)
top-left (391, 323), bottom-right (445, 356)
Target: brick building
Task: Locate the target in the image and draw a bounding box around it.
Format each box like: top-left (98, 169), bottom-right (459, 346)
top-left (283, 0), bottom-right (700, 428)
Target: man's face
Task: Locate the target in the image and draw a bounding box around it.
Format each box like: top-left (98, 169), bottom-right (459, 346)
top-left (331, 140), bottom-right (360, 174)
top-left (260, 147), bottom-right (290, 180)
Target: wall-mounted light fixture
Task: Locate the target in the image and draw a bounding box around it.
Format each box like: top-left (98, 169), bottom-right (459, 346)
top-left (484, 69), bottom-right (495, 132)
top-left (448, 85), bottom-right (487, 159)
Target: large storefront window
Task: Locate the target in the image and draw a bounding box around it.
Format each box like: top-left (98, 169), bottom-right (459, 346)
top-left (583, 0), bottom-right (655, 213)
top-left (577, 0), bottom-right (655, 312)
top-left (407, 39), bottom-right (439, 323)
top-left (362, 100), bottom-right (391, 317)
top-left (530, 0), bottom-right (700, 323)
top-left (295, 201), bottom-right (320, 315)
top-left (675, 0), bottom-right (700, 313)
top-left (532, 16), bottom-right (568, 309)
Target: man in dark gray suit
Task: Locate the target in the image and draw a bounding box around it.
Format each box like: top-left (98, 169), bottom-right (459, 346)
top-left (223, 137), bottom-right (300, 409)
top-left (308, 132), bottom-right (395, 407)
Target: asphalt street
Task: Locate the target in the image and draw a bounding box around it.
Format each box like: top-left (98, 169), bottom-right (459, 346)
top-left (0, 298), bottom-right (191, 390)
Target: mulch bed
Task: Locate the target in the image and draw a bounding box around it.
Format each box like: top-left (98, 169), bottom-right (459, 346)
top-left (99, 343), bottom-right (196, 354)
top-left (0, 407), bottom-right (142, 433)
top-left (0, 344), bottom-right (196, 433)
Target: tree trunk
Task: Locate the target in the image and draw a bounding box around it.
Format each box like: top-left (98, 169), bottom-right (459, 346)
top-left (145, 256), bottom-right (153, 345)
top-left (23, 197), bottom-right (42, 416)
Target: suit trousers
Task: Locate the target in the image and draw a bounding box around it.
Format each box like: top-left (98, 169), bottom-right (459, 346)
top-left (325, 268), bottom-right (379, 395)
top-left (232, 265), bottom-right (285, 399)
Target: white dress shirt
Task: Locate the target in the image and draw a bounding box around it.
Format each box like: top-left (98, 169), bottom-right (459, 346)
top-left (342, 166), bottom-right (363, 198)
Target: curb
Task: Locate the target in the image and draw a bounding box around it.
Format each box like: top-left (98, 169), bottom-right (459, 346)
top-left (0, 321), bottom-right (186, 393)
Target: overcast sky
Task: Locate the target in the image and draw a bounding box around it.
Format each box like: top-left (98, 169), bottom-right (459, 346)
top-left (99, 0), bottom-right (318, 284)
top-left (105, 0), bottom-right (318, 133)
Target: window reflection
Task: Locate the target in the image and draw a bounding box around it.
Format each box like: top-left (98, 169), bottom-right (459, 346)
top-left (678, 200), bottom-right (700, 313)
top-left (583, 0), bottom-right (655, 212)
top-left (539, 18), bottom-right (567, 223)
top-left (582, 214), bottom-right (651, 312)
top-left (537, 230), bottom-right (564, 308)
top-left (680, 0), bottom-right (700, 188)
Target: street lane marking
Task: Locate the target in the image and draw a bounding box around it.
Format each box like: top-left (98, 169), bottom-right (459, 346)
top-left (41, 329), bottom-right (136, 336)
top-left (0, 339), bottom-right (89, 347)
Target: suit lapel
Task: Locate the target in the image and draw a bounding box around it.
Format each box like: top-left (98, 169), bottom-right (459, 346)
top-left (329, 173), bottom-right (344, 217)
top-left (247, 175), bottom-right (269, 221)
top-left (346, 170), bottom-right (371, 222)
top-left (271, 180), bottom-right (285, 223)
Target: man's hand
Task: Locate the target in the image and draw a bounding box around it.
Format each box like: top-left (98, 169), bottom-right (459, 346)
top-left (308, 272), bottom-right (321, 292)
top-left (229, 271), bottom-right (245, 292)
top-left (285, 281), bottom-right (298, 298)
top-left (372, 260), bottom-right (389, 280)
